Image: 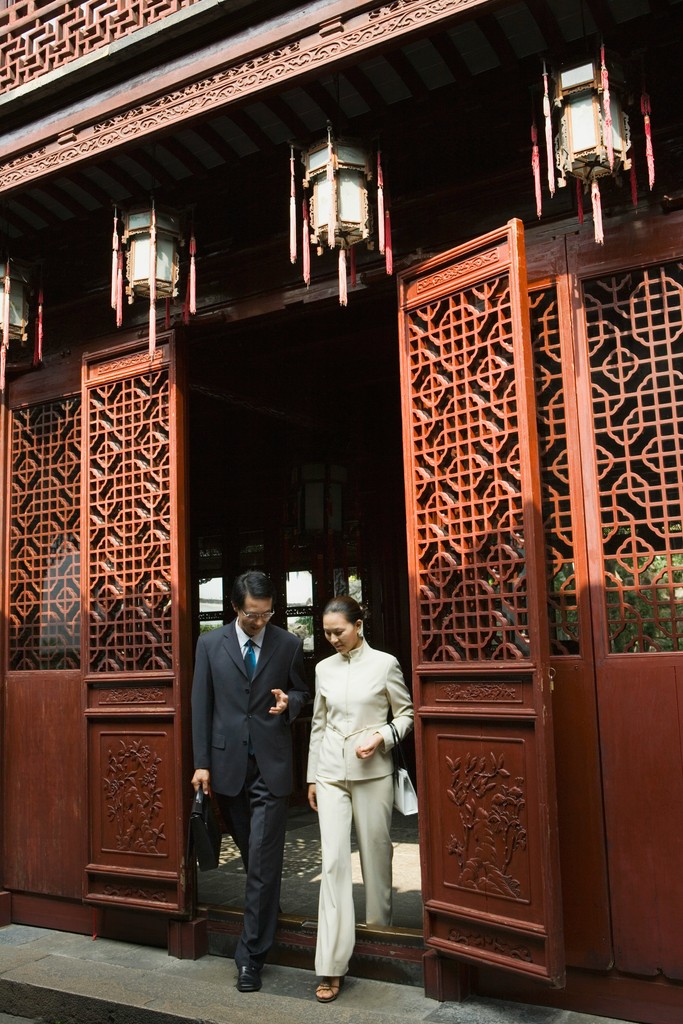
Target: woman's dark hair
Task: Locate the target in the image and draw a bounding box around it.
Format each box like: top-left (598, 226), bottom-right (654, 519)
top-left (323, 595), bottom-right (364, 623)
top-left (231, 571), bottom-right (276, 609)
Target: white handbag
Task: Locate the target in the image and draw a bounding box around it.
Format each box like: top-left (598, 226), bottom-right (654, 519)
top-left (389, 721), bottom-right (418, 815)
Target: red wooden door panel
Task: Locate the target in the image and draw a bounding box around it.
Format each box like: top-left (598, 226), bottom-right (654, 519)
top-left (398, 221), bottom-right (564, 984)
top-left (566, 217), bottom-right (683, 980)
top-left (3, 394), bottom-right (86, 901)
top-left (82, 334), bottom-right (190, 914)
top-left (525, 245), bottom-right (612, 972)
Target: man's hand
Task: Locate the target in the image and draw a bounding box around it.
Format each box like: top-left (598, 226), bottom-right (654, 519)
top-left (269, 688), bottom-right (289, 715)
top-left (192, 768), bottom-right (211, 795)
top-left (308, 783), bottom-right (318, 812)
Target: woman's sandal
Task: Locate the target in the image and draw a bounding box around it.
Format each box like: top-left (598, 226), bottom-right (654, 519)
top-left (315, 976), bottom-right (344, 1003)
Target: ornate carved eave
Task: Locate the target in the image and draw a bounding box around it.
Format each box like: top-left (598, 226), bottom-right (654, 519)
top-left (0, 0), bottom-right (491, 196)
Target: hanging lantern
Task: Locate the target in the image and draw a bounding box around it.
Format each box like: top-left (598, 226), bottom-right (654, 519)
top-left (122, 203), bottom-right (181, 301)
top-left (300, 126), bottom-right (377, 306)
top-left (112, 201), bottom-right (184, 358)
top-left (0, 258), bottom-right (32, 392)
top-left (553, 52), bottom-right (630, 243)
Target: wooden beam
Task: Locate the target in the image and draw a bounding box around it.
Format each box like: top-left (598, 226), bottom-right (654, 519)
top-left (383, 48), bottom-right (431, 103)
top-left (523, 0), bottom-right (565, 54)
top-left (0, 0), bottom-right (498, 191)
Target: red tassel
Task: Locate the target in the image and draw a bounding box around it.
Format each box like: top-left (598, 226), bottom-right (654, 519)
top-left (338, 248), bottom-right (347, 306)
top-left (377, 150), bottom-right (385, 253)
top-left (600, 45), bottom-right (614, 171)
top-left (630, 159), bottom-right (638, 208)
top-left (189, 227), bottom-right (197, 315)
top-left (576, 178), bottom-right (584, 224)
top-left (641, 91), bottom-right (655, 191)
top-left (111, 209), bottom-right (119, 310)
top-left (302, 198), bottom-right (311, 287)
top-left (290, 146), bottom-right (297, 264)
top-left (591, 180), bottom-right (604, 245)
top-left (149, 203), bottom-right (157, 359)
top-left (531, 119), bottom-right (542, 219)
top-left (350, 244), bottom-right (357, 288)
top-left (384, 209), bottom-right (393, 276)
top-left (33, 287), bottom-right (43, 366)
top-left (543, 65), bottom-right (555, 197)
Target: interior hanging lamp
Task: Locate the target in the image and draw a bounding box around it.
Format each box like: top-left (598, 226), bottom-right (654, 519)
top-left (292, 126), bottom-right (392, 305)
top-left (0, 257), bottom-right (35, 392)
top-left (532, 48), bottom-right (645, 245)
top-left (111, 201), bottom-right (195, 358)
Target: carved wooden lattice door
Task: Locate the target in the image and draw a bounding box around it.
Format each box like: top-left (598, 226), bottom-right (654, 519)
top-left (82, 334), bottom-right (190, 914)
top-left (2, 330), bottom-right (189, 927)
top-left (398, 221), bottom-right (564, 985)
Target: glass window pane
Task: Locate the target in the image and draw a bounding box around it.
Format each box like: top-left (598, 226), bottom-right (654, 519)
top-left (288, 614), bottom-right (314, 652)
top-left (286, 570), bottom-right (313, 606)
top-left (199, 577), bottom-right (224, 624)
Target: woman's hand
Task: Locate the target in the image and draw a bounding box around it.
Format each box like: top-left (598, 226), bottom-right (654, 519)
top-left (355, 731), bottom-right (384, 760)
top-left (308, 783), bottom-right (318, 812)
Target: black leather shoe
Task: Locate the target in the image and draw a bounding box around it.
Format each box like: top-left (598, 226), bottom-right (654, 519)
top-left (236, 964), bottom-right (262, 992)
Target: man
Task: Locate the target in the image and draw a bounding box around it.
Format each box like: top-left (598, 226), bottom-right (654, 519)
top-left (191, 570), bottom-right (309, 992)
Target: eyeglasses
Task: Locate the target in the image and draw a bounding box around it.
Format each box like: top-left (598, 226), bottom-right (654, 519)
top-left (241, 610), bottom-right (275, 620)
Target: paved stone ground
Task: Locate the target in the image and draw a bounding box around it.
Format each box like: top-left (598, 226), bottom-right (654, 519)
top-left (0, 924), bottom-right (628, 1024)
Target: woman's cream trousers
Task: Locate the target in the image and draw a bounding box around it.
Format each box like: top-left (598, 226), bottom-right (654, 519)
top-left (314, 774), bottom-right (394, 977)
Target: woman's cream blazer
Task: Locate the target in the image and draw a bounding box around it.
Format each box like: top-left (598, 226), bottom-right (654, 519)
top-left (306, 640), bottom-right (414, 783)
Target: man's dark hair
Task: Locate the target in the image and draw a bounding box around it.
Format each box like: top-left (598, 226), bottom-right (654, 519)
top-left (231, 570), bottom-right (276, 609)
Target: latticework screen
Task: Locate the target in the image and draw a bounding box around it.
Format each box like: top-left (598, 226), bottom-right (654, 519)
top-left (86, 368), bottom-right (173, 672)
top-left (530, 286), bottom-right (581, 656)
top-left (405, 274), bottom-right (530, 662)
top-left (585, 260), bottom-right (683, 653)
top-left (9, 398), bottom-right (83, 670)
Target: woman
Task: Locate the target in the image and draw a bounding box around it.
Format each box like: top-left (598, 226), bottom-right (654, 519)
top-left (307, 595), bottom-right (414, 1003)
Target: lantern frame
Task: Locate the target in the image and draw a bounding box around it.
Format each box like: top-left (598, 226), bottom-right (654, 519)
top-left (302, 133), bottom-right (372, 252)
top-left (121, 204), bottom-right (182, 303)
top-left (0, 259), bottom-right (31, 343)
top-left (554, 56), bottom-right (631, 188)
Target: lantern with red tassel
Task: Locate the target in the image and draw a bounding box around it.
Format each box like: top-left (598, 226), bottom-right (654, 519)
top-left (297, 125), bottom-right (389, 306)
top-left (112, 201), bottom-right (185, 358)
top-left (552, 51), bottom-right (631, 244)
top-left (0, 257), bottom-right (32, 392)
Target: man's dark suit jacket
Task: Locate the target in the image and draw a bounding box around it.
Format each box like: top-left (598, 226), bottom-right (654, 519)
top-left (191, 621), bottom-right (309, 797)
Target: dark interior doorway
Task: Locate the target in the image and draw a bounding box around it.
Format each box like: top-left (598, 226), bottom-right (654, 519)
top-left (186, 286), bottom-right (422, 933)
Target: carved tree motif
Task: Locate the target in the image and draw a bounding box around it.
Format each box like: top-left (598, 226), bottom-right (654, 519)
top-left (104, 739), bottom-right (166, 854)
top-left (446, 752), bottom-right (527, 899)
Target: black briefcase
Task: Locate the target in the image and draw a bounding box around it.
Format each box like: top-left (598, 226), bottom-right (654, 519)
top-left (188, 787), bottom-right (222, 871)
